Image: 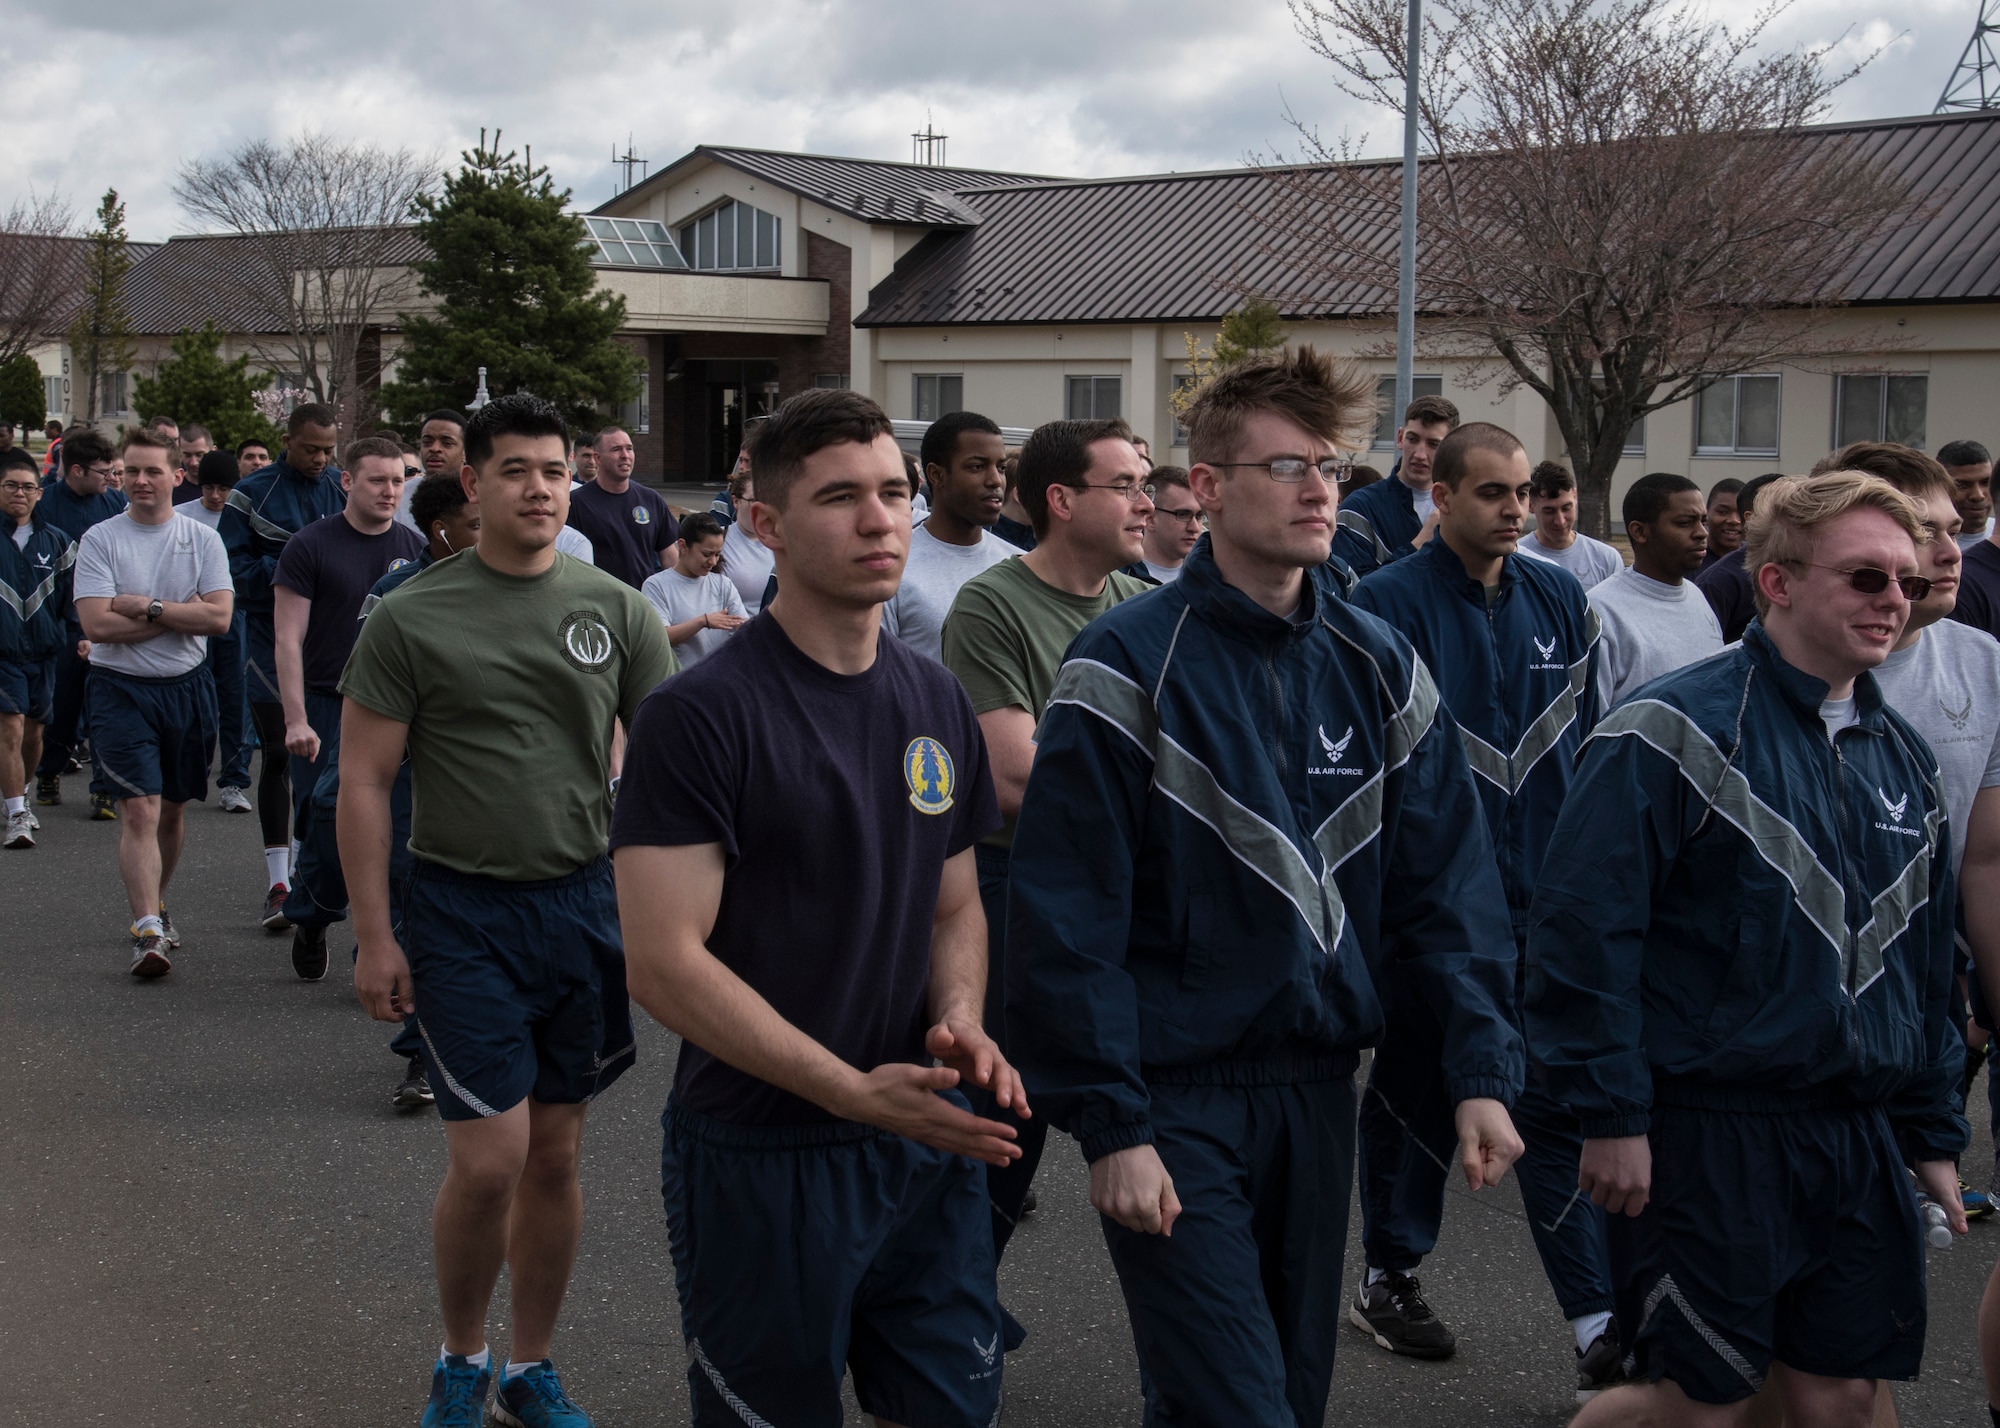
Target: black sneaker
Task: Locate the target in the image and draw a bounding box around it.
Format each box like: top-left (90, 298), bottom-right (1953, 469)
top-left (291, 923), bottom-right (328, 981)
top-left (1576, 1328), bottom-right (1624, 1403)
top-left (393, 1055), bottom-right (436, 1110)
top-left (89, 791), bottom-right (117, 821)
top-left (34, 775), bottom-right (60, 806)
top-left (63, 754), bottom-right (83, 774)
top-left (261, 884), bottom-right (291, 932)
top-left (1349, 1271), bottom-right (1456, 1359)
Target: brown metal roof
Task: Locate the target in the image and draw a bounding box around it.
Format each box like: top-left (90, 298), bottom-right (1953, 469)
top-left (119, 226), bottom-right (426, 335)
top-left (856, 111), bottom-right (2000, 328)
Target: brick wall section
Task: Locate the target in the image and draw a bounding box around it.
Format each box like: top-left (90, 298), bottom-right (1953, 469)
top-left (784, 231), bottom-right (852, 392)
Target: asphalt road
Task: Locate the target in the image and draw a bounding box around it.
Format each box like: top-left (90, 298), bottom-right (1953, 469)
top-left (5, 769), bottom-right (1996, 1425)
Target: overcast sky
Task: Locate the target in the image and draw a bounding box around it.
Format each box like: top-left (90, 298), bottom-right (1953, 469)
top-left (0, 0), bottom-right (1983, 241)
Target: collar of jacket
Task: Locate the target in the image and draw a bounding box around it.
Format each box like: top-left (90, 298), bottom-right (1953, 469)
top-left (1741, 620), bottom-right (1889, 736)
top-left (1176, 536), bottom-right (1330, 649)
top-left (1420, 530), bottom-right (1523, 602)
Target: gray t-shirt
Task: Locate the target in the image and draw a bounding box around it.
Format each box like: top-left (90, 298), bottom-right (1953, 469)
top-left (1521, 530), bottom-right (1624, 590)
top-left (1873, 619), bottom-right (2000, 872)
top-left (73, 510), bottom-right (232, 677)
top-left (721, 520), bottom-right (776, 616)
top-left (183, 502), bottom-right (224, 531)
top-left (640, 566), bottom-right (747, 669)
top-left (1587, 567), bottom-right (1725, 709)
top-left (1959, 516), bottom-right (1996, 553)
top-left (1143, 559), bottom-right (1184, 584)
top-left (883, 523), bottom-right (1022, 661)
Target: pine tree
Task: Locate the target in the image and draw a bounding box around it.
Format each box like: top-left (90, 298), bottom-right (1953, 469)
top-left (383, 133), bottom-right (640, 432)
top-left (66, 189), bottom-right (136, 423)
top-left (0, 353), bottom-right (45, 432)
top-left (1211, 298), bottom-right (1288, 368)
top-left (131, 321), bottom-right (282, 452)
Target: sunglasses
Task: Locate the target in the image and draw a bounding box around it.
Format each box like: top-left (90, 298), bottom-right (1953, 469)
top-left (1789, 562), bottom-right (1932, 601)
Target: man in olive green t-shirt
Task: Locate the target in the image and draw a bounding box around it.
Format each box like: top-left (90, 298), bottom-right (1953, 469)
top-left (336, 395), bottom-right (676, 1427)
top-left (939, 416), bottom-right (1155, 1292)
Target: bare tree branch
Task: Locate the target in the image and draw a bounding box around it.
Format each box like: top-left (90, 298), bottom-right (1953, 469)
top-left (0, 191), bottom-right (80, 368)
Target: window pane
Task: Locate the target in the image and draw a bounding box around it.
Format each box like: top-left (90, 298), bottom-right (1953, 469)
top-left (756, 210), bottom-right (776, 268)
top-left (1737, 376), bottom-right (1780, 453)
top-left (815, 373), bottom-right (848, 389)
top-left (696, 214), bottom-right (714, 269)
top-left (1836, 374), bottom-right (1882, 447)
top-left (612, 219), bottom-right (645, 242)
top-left (1886, 375), bottom-right (1928, 449)
top-left (597, 240), bottom-right (633, 266)
top-left (1695, 381), bottom-right (1736, 450)
top-left (721, 204), bottom-right (739, 268)
top-left (1094, 377), bottom-right (1122, 420)
top-left (1065, 376), bottom-right (1090, 420)
top-left (914, 374), bottom-right (936, 421)
top-left (1623, 412), bottom-right (1646, 455)
top-left (44, 374), bottom-right (60, 418)
top-left (737, 205), bottom-right (756, 269)
top-left (940, 375), bottom-right (964, 416)
top-left (1374, 377), bottom-right (1398, 447)
top-left (680, 225), bottom-right (697, 264)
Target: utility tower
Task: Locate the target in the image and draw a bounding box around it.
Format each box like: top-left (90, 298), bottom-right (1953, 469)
top-left (911, 120), bottom-right (948, 166)
top-left (611, 136), bottom-right (649, 194)
top-left (1938, 0), bottom-right (2000, 113)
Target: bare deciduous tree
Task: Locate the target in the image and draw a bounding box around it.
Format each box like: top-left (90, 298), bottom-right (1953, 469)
top-left (1266, 0), bottom-right (1918, 536)
top-left (173, 133), bottom-right (438, 431)
top-left (0, 191), bottom-right (79, 369)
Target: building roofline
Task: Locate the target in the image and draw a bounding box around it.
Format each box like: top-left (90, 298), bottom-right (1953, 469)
top-left (591, 143), bottom-right (1059, 217)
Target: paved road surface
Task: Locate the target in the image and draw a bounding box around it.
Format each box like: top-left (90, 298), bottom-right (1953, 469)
top-left (6, 770), bottom-right (1995, 1424)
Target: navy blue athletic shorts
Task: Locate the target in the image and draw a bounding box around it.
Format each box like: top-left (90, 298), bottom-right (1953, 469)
top-left (660, 1097), bottom-right (1003, 1428)
top-left (403, 857), bottom-right (634, 1121)
top-left (88, 665), bottom-right (218, 804)
top-left (1623, 1096), bottom-right (1927, 1404)
top-left (0, 654), bottom-right (56, 721)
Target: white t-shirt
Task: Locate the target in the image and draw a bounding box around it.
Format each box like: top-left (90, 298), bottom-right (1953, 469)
top-left (1410, 483), bottom-right (1436, 525)
top-left (182, 502), bottom-right (224, 531)
top-left (1873, 619), bottom-right (2000, 872)
top-left (1143, 559), bottom-right (1184, 585)
top-left (1520, 530), bottom-right (1624, 590)
top-left (554, 524), bottom-right (595, 564)
top-left (1959, 516), bottom-right (1997, 553)
top-left (1587, 567), bottom-right (1725, 709)
top-left (721, 520), bottom-right (776, 616)
top-left (73, 510), bottom-right (233, 677)
top-left (882, 524), bottom-right (1023, 661)
top-left (11, 520), bottom-right (31, 550)
top-left (640, 566), bottom-right (748, 670)
top-left (1819, 695), bottom-right (1860, 744)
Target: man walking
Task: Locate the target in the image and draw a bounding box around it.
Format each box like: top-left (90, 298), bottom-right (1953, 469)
top-left (1332, 392), bottom-right (1458, 577)
top-left (881, 409), bottom-right (1019, 659)
top-left (72, 430), bottom-right (233, 975)
top-left (1520, 461), bottom-right (1624, 589)
top-left (1, 450), bottom-right (72, 849)
top-left (184, 450), bottom-right (254, 812)
top-left (32, 428), bottom-right (126, 815)
top-left (562, 424), bottom-right (676, 589)
top-left (339, 394), bottom-right (674, 1427)
top-left (1588, 473), bottom-right (1723, 708)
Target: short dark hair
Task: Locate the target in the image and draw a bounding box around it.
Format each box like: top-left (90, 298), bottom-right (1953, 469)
top-left (1623, 471), bottom-right (1700, 528)
top-left (1404, 394), bottom-right (1460, 430)
top-left (1529, 460), bottom-right (1575, 501)
top-left (179, 421), bottom-right (212, 445)
top-left (1739, 472), bottom-right (1786, 519)
top-left (1148, 464), bottom-right (1192, 494)
top-left (1015, 418), bottom-right (1134, 536)
top-left (146, 414), bottom-right (179, 433)
top-left (408, 474), bottom-right (469, 536)
top-left (1345, 463), bottom-right (1384, 490)
top-left (1182, 345), bottom-right (1376, 466)
top-left (196, 449), bottom-right (240, 489)
top-left (343, 436), bottom-right (405, 471)
top-left (421, 409), bottom-right (467, 432)
top-left (236, 437), bottom-right (269, 457)
top-left (1706, 478), bottom-right (1745, 503)
top-left (1810, 441), bottom-right (1954, 506)
top-left (573, 429), bottom-right (598, 451)
top-left (677, 510), bottom-right (725, 545)
top-left (1, 447), bottom-right (38, 478)
top-left (464, 392), bottom-right (570, 469)
top-left (61, 429), bottom-right (113, 475)
top-left (287, 402), bottom-right (337, 435)
top-left (1937, 439), bottom-right (1991, 469)
top-left (746, 388), bottom-right (896, 510)
top-left (920, 410), bottom-right (1003, 476)
top-left (1432, 422), bottom-right (1524, 489)
top-left (121, 427), bottom-right (180, 469)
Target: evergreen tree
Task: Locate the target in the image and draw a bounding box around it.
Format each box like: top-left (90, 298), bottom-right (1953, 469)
top-left (1211, 298), bottom-right (1288, 368)
top-left (131, 321), bottom-right (282, 452)
top-left (384, 133), bottom-right (640, 431)
top-left (0, 353), bottom-right (45, 432)
top-left (66, 189), bottom-right (137, 422)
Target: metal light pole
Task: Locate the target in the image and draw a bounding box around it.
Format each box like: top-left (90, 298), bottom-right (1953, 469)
top-left (1395, 0), bottom-right (1421, 424)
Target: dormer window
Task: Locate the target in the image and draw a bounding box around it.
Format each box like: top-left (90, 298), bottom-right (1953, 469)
top-left (678, 200), bottom-right (781, 272)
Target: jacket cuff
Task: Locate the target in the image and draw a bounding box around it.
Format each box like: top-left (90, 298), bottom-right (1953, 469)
top-left (1446, 1076), bottom-right (1518, 1109)
top-left (1580, 1114), bottom-right (1651, 1140)
top-left (1081, 1119), bottom-right (1155, 1164)
top-left (1897, 1115), bottom-right (1970, 1165)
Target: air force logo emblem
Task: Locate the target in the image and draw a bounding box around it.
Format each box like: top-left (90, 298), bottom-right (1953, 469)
top-left (632, 505), bottom-right (652, 525)
top-left (1534, 635), bottom-right (1557, 661)
top-left (904, 736), bottom-right (955, 814)
top-left (1878, 787), bottom-right (1909, 824)
top-left (557, 610), bottom-right (615, 672)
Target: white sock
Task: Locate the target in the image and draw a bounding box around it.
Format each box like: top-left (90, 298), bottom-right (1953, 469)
top-left (5, 795), bottom-right (23, 816)
top-left (135, 914), bottom-right (164, 936)
top-left (265, 847), bottom-right (289, 887)
top-left (1572, 1310), bottom-right (1613, 1354)
top-left (504, 1360), bottom-right (543, 1380)
top-left (288, 838), bottom-right (300, 875)
top-left (1363, 1265), bottom-right (1388, 1289)
top-left (442, 1344), bottom-right (489, 1368)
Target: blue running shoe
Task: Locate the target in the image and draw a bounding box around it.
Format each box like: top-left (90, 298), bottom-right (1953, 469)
top-left (421, 1353), bottom-right (492, 1428)
top-left (491, 1360), bottom-right (592, 1427)
top-left (1963, 1179), bottom-right (1995, 1221)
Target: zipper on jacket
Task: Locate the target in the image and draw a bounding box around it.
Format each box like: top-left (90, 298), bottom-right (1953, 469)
top-left (1826, 728), bottom-right (1863, 998)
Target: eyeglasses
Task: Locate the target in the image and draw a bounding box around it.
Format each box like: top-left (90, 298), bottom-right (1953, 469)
top-left (1786, 561), bottom-right (1932, 601)
top-left (1154, 506), bottom-right (1205, 527)
top-left (1, 481), bottom-right (38, 495)
top-left (1209, 458), bottom-right (1354, 484)
top-left (1071, 481), bottom-right (1156, 502)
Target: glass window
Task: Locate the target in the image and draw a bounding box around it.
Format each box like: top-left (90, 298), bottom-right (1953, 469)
top-left (1171, 374), bottom-right (1199, 446)
top-left (102, 371), bottom-right (128, 414)
top-left (43, 374), bottom-right (61, 421)
top-left (1694, 374), bottom-right (1781, 456)
top-left (677, 199), bottom-right (783, 273)
top-left (757, 211), bottom-right (779, 269)
top-left (616, 356), bottom-right (650, 435)
top-left (913, 374), bottom-right (964, 421)
top-left (1372, 374), bottom-right (1444, 448)
top-left (814, 373), bottom-right (849, 389)
top-left (1624, 413), bottom-right (1646, 456)
top-left (584, 216), bottom-right (687, 269)
top-left (1835, 373), bottom-right (1928, 449)
top-left (1066, 376), bottom-right (1122, 421)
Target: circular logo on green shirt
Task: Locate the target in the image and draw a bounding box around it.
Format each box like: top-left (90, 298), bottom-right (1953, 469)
top-left (558, 611), bottom-right (615, 672)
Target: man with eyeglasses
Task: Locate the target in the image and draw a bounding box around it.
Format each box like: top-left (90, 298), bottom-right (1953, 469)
top-left (1532, 471), bottom-right (1966, 1428)
top-left (1121, 465), bottom-right (1202, 585)
top-left (32, 428), bottom-right (126, 812)
top-left (1587, 472), bottom-right (1723, 710)
top-left (939, 417), bottom-right (1152, 1328)
top-left (1006, 349), bottom-right (1523, 1426)
top-left (1, 450), bottom-right (73, 848)
top-left (883, 411), bottom-right (1021, 660)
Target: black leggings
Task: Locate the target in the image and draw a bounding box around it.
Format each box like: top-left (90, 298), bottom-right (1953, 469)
top-left (250, 701), bottom-right (290, 847)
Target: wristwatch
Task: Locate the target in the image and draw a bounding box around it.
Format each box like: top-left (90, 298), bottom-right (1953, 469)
top-left (146, 598), bottom-right (163, 622)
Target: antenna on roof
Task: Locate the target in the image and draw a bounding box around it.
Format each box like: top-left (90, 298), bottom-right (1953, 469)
top-left (611, 135), bottom-right (650, 194)
top-left (1938, 0), bottom-right (2000, 112)
top-left (911, 113), bottom-right (948, 167)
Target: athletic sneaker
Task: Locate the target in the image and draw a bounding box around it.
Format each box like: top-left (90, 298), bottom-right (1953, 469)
top-left (25, 805), bottom-right (38, 829)
top-left (64, 753), bottom-right (82, 774)
top-left (421, 1352), bottom-right (492, 1428)
top-left (291, 924), bottom-right (329, 981)
top-left (4, 809), bottom-right (33, 848)
top-left (261, 884), bottom-right (291, 931)
top-left (218, 786), bottom-right (252, 814)
top-left (90, 791), bottom-right (117, 821)
top-left (34, 775), bottom-right (60, 805)
top-left (130, 930), bottom-right (171, 979)
top-left (1350, 1271), bottom-right (1456, 1359)
top-left (491, 1360), bottom-right (592, 1427)
top-left (130, 909), bottom-right (184, 951)
top-left (1576, 1328), bottom-right (1624, 1402)
top-left (1964, 1179), bottom-right (1995, 1220)
top-left (393, 1055), bottom-right (436, 1111)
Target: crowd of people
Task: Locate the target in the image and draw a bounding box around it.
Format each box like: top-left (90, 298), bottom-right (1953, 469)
top-left (5, 347), bottom-right (2000, 1428)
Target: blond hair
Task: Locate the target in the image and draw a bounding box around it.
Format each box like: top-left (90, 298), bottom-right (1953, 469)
top-left (1745, 471), bottom-right (1925, 617)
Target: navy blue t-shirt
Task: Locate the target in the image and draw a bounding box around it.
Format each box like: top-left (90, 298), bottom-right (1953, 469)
top-left (1953, 538), bottom-right (2000, 644)
top-left (274, 513), bottom-right (426, 694)
top-left (566, 479), bottom-right (678, 589)
top-left (611, 613), bottom-right (1001, 1126)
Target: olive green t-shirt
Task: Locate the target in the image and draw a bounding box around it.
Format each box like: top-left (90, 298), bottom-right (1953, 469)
top-left (339, 549), bottom-right (678, 881)
top-left (940, 556), bottom-right (1150, 847)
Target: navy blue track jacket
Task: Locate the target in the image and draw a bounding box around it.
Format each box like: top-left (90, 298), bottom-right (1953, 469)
top-left (0, 512), bottom-right (74, 662)
top-left (1333, 474), bottom-right (1424, 578)
top-left (1523, 624), bottom-right (1966, 1161)
top-left (1353, 540), bottom-right (1601, 939)
top-left (220, 456), bottom-right (345, 639)
top-left (1006, 539), bottom-right (1525, 1163)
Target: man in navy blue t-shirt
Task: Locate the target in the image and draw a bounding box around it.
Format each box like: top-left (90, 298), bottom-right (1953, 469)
top-left (563, 425), bottom-right (677, 588)
top-left (613, 387), bottom-right (1023, 1428)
